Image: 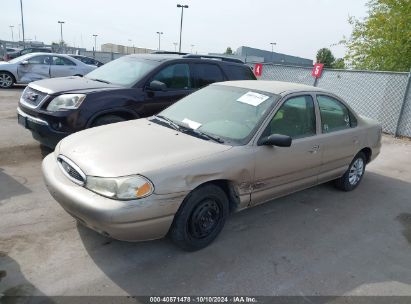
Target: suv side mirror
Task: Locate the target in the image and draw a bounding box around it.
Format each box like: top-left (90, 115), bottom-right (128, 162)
top-left (20, 60), bottom-right (29, 65)
top-left (258, 134), bottom-right (292, 147)
top-left (148, 80), bottom-right (167, 91)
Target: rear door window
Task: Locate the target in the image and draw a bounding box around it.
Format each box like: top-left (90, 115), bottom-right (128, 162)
top-left (317, 95), bottom-right (356, 133)
top-left (193, 63), bottom-right (225, 88)
top-left (224, 65), bottom-right (256, 80)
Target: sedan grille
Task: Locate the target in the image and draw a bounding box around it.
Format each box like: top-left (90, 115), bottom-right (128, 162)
top-left (57, 156), bottom-right (86, 185)
top-left (21, 86), bottom-right (48, 108)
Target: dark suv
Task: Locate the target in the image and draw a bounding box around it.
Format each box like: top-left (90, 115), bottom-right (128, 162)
top-left (17, 53), bottom-right (256, 148)
top-left (4, 47), bottom-right (52, 61)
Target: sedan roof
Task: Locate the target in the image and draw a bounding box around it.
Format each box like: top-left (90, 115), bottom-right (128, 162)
top-left (215, 80), bottom-right (327, 95)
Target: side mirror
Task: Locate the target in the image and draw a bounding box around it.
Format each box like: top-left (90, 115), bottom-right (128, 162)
top-left (20, 60), bottom-right (29, 65)
top-left (147, 80), bottom-right (167, 91)
top-left (258, 134), bottom-right (292, 147)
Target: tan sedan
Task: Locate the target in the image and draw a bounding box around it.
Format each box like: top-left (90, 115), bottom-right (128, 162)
top-left (42, 81), bottom-right (382, 251)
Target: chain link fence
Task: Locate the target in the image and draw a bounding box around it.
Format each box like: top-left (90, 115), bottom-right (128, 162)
top-left (250, 63), bottom-right (411, 137)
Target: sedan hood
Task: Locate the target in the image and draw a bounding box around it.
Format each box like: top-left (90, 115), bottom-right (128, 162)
top-left (58, 118), bottom-right (232, 177)
top-left (30, 76), bottom-right (122, 95)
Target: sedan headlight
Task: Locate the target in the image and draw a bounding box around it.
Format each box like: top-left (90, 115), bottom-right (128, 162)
top-left (85, 175), bottom-right (154, 200)
top-left (47, 94), bottom-right (86, 112)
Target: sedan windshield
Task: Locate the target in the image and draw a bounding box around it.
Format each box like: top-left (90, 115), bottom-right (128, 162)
top-left (8, 53), bottom-right (33, 64)
top-left (158, 85), bottom-right (280, 144)
top-left (84, 56), bottom-right (159, 87)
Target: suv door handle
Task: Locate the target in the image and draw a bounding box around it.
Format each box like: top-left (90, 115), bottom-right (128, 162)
top-left (309, 145), bottom-right (320, 153)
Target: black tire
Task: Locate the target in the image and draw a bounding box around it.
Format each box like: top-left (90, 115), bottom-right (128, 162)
top-left (0, 71), bottom-right (15, 89)
top-left (91, 115), bottom-right (126, 127)
top-left (170, 184), bottom-right (229, 251)
top-left (335, 152), bottom-right (366, 191)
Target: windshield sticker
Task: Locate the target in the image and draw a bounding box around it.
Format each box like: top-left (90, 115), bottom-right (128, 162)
top-left (237, 91), bottom-right (270, 106)
top-left (182, 118), bottom-right (202, 130)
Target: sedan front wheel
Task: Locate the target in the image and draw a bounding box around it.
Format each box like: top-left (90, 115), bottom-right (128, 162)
top-left (170, 184), bottom-right (229, 251)
top-left (0, 72), bottom-right (15, 89)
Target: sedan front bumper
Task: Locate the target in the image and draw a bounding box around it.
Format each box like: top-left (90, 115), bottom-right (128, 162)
top-left (42, 153), bottom-right (186, 241)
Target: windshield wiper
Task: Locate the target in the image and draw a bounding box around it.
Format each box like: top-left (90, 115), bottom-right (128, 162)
top-left (179, 127), bottom-right (224, 144)
top-left (89, 78), bottom-right (111, 84)
top-left (153, 115), bottom-right (181, 131)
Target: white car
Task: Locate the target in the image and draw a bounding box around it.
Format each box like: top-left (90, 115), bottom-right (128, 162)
top-left (0, 53), bottom-right (97, 88)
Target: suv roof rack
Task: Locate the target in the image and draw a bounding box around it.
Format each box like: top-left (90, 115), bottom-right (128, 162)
top-left (151, 51), bottom-right (189, 55)
top-left (182, 54), bottom-right (244, 64)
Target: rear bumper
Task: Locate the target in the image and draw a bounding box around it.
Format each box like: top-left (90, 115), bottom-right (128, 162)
top-left (42, 153), bottom-right (186, 241)
top-left (17, 107), bottom-right (69, 148)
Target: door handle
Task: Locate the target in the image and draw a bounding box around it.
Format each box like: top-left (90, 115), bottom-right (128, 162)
top-left (309, 145), bottom-right (320, 153)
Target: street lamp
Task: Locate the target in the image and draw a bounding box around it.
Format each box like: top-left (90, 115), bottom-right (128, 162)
top-left (93, 34), bottom-right (98, 52)
top-left (270, 42), bottom-right (277, 62)
top-left (173, 42), bottom-right (178, 52)
top-left (58, 21), bottom-right (65, 50)
top-left (190, 44), bottom-right (195, 53)
top-left (177, 4), bottom-right (189, 52)
top-left (9, 26), bottom-right (14, 42)
top-left (20, 0), bottom-right (25, 47)
top-left (156, 31), bottom-right (163, 51)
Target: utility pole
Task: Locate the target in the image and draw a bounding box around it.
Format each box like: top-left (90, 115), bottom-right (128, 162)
top-left (9, 26), bottom-right (14, 42)
top-left (270, 42), bottom-right (277, 62)
top-left (20, 0), bottom-right (25, 47)
top-left (177, 4), bottom-right (189, 52)
top-left (93, 34), bottom-right (98, 51)
top-left (58, 21), bottom-right (65, 51)
top-left (156, 32), bottom-right (163, 51)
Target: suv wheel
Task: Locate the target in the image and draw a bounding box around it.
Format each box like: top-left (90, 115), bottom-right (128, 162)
top-left (91, 115), bottom-right (126, 127)
top-left (0, 72), bottom-right (15, 89)
top-left (170, 184), bottom-right (229, 251)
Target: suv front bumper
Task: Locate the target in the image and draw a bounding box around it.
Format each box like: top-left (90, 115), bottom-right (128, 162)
top-left (17, 107), bottom-right (69, 148)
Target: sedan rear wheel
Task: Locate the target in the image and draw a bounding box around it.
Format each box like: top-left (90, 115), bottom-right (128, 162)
top-left (170, 184), bottom-right (229, 251)
top-left (335, 152), bottom-right (366, 191)
top-left (0, 72), bottom-right (14, 89)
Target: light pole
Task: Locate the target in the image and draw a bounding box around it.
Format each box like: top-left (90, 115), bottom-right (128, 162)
top-left (9, 26), bottom-right (14, 42)
top-left (270, 42), bottom-right (276, 62)
top-left (20, 0), bottom-right (25, 47)
top-left (173, 42), bottom-right (178, 52)
top-left (177, 4), bottom-right (189, 52)
top-left (58, 21), bottom-right (65, 51)
top-left (156, 31), bottom-right (163, 51)
top-left (190, 44), bottom-right (195, 53)
top-left (93, 34), bottom-right (98, 52)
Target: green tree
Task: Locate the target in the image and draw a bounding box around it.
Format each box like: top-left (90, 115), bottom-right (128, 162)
top-left (316, 48), bottom-right (335, 68)
top-left (224, 47), bottom-right (233, 55)
top-left (344, 0), bottom-right (411, 71)
top-left (332, 58), bottom-right (346, 69)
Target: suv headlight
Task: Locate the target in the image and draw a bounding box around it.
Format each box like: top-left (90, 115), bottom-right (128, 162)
top-left (47, 94), bottom-right (86, 111)
top-left (85, 175), bottom-right (154, 200)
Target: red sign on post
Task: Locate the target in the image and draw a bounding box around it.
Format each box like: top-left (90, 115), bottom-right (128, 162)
top-left (312, 63), bottom-right (324, 78)
top-left (254, 63), bottom-right (263, 77)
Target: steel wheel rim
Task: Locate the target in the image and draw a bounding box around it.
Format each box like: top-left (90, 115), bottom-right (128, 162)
top-left (0, 74), bottom-right (13, 88)
top-left (188, 198), bottom-right (221, 239)
top-left (348, 158), bottom-right (364, 185)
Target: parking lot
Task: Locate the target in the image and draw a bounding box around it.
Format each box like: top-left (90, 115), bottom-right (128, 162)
top-left (1, 87), bottom-right (411, 297)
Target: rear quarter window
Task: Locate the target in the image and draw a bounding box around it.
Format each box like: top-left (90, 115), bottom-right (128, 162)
top-left (224, 65), bottom-right (256, 80)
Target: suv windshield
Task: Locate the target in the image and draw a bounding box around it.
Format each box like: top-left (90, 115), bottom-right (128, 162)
top-left (84, 56), bottom-right (159, 87)
top-left (158, 85), bottom-right (280, 144)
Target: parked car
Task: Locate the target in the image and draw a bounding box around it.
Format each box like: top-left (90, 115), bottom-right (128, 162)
top-left (69, 54), bottom-right (104, 67)
top-left (3, 47), bottom-right (52, 61)
top-left (42, 80), bottom-right (382, 251)
top-left (0, 53), bottom-right (96, 89)
top-left (17, 53), bottom-right (256, 148)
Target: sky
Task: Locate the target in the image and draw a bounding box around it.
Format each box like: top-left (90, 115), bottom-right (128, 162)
top-left (0, 0), bottom-right (369, 60)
